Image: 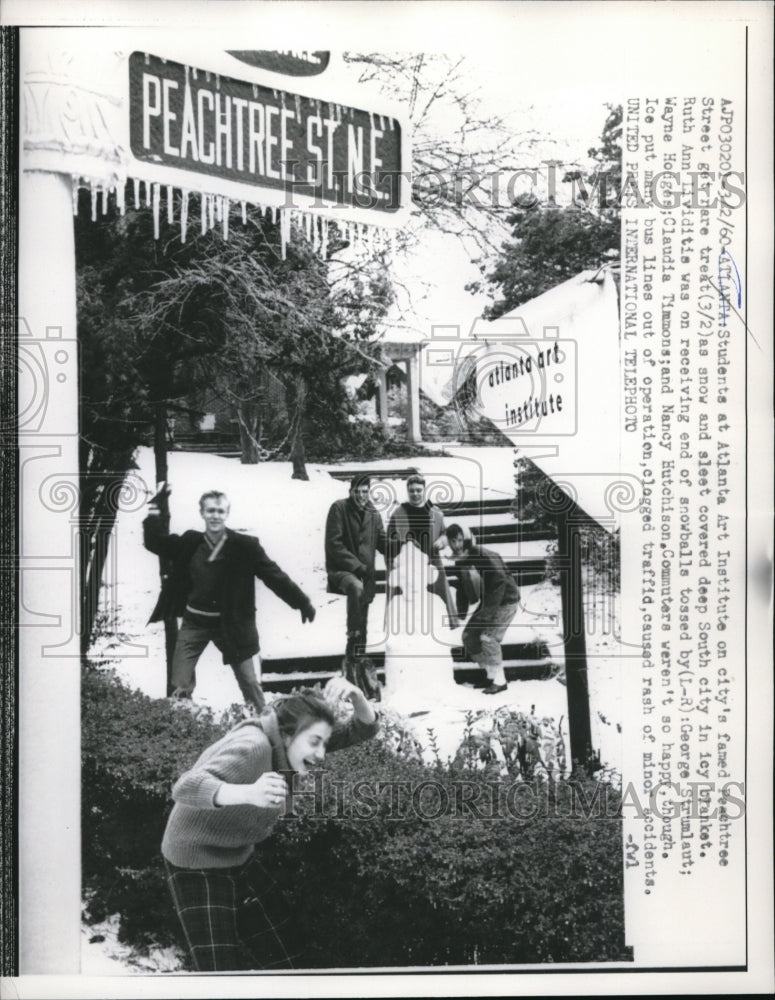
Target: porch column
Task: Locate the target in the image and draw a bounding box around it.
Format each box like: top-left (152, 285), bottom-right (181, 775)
top-left (405, 353), bottom-right (422, 444)
top-left (18, 168), bottom-right (81, 973)
top-left (376, 366), bottom-right (389, 430)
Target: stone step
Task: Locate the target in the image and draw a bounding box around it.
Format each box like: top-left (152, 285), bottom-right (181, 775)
top-left (261, 657), bottom-right (559, 693)
top-left (327, 466), bottom-right (423, 482)
top-left (262, 640), bottom-right (550, 676)
top-left (372, 557), bottom-right (549, 591)
top-left (468, 522), bottom-right (553, 543)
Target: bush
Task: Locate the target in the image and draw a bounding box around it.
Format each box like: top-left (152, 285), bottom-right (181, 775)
top-left (82, 664), bottom-right (630, 966)
top-left (81, 663), bottom-right (232, 948)
top-left (304, 418), bottom-right (445, 463)
top-left (262, 740), bottom-right (629, 966)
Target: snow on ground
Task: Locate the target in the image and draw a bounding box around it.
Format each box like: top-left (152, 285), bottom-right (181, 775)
top-left (85, 444), bottom-right (625, 972)
top-left (94, 445), bottom-right (623, 769)
top-left (81, 915), bottom-right (185, 976)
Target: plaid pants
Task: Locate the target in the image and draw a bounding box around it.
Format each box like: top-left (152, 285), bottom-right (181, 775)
top-left (164, 856), bottom-right (298, 972)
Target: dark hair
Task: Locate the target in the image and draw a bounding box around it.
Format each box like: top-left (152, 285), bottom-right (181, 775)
top-left (446, 523), bottom-right (471, 550)
top-left (350, 474), bottom-right (371, 491)
top-left (272, 689), bottom-right (336, 740)
top-left (406, 474), bottom-right (426, 488)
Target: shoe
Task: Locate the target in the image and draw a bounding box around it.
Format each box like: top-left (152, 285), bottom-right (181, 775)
top-left (482, 683), bottom-right (508, 695)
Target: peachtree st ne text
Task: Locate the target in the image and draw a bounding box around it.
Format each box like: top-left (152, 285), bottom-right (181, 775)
top-left (129, 53), bottom-right (402, 209)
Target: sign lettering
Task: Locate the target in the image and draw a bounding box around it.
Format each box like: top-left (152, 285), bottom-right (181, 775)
top-left (129, 52), bottom-right (402, 212)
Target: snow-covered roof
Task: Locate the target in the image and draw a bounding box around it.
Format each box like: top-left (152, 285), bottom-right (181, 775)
top-left (418, 268), bottom-right (626, 530)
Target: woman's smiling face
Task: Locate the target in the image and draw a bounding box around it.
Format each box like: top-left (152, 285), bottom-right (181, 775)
top-left (284, 720), bottom-right (333, 774)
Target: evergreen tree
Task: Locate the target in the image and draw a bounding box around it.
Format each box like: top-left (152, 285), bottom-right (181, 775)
top-left (467, 106), bottom-right (622, 317)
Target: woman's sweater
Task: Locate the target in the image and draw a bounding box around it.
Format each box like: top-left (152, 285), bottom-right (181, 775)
top-left (162, 710), bottom-right (378, 869)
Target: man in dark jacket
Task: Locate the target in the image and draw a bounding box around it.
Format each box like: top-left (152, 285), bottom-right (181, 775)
top-left (144, 488), bottom-right (316, 711)
top-left (325, 475), bottom-right (386, 675)
top-left (446, 523), bottom-right (520, 694)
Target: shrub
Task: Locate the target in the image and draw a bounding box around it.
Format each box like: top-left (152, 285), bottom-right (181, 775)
top-left (82, 664), bottom-right (630, 966)
top-left (304, 418), bottom-right (446, 463)
top-left (81, 663), bottom-right (231, 947)
top-left (262, 739), bottom-right (629, 966)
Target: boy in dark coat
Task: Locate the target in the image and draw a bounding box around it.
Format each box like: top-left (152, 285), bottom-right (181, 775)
top-left (324, 475), bottom-right (386, 687)
top-left (144, 488), bottom-right (315, 711)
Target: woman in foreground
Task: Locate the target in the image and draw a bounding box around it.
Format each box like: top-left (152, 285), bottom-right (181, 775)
top-left (162, 676), bottom-right (379, 971)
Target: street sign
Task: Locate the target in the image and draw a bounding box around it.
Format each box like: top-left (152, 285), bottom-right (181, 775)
top-left (129, 52), bottom-right (403, 217)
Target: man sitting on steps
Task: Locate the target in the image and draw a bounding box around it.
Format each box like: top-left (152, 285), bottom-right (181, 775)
top-left (324, 475), bottom-right (386, 698)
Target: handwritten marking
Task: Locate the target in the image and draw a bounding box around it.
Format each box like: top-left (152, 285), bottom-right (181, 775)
top-left (717, 248), bottom-right (742, 324)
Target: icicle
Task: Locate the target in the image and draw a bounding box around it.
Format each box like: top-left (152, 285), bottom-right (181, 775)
top-left (152, 183), bottom-right (161, 239)
top-left (294, 94), bottom-right (301, 120)
top-left (321, 218), bottom-right (328, 259)
top-left (312, 215), bottom-right (319, 254)
top-left (101, 185), bottom-right (108, 215)
top-left (280, 209), bottom-right (288, 260)
top-left (241, 200), bottom-right (247, 224)
top-left (200, 193), bottom-right (207, 235)
top-left (209, 193), bottom-right (215, 230)
top-left (271, 206), bottom-right (277, 225)
top-left (133, 177), bottom-right (140, 209)
top-left (117, 180), bottom-right (126, 215)
top-left (144, 181), bottom-right (151, 208)
top-left (90, 180), bottom-right (98, 221)
top-left (181, 190), bottom-right (189, 243)
top-left (215, 196), bottom-right (222, 223)
top-left (167, 186), bottom-right (174, 224)
top-left (304, 211), bottom-right (312, 243)
top-left (71, 175), bottom-right (79, 215)
top-left (222, 197), bottom-right (229, 239)
top-left (192, 67), bottom-right (198, 80)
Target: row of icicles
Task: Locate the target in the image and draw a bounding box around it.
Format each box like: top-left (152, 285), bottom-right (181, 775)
top-left (71, 174), bottom-right (397, 260)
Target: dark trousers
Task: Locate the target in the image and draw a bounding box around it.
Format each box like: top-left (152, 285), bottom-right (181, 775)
top-left (164, 857), bottom-right (297, 972)
top-left (171, 618), bottom-right (265, 711)
top-left (329, 571), bottom-right (372, 653)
